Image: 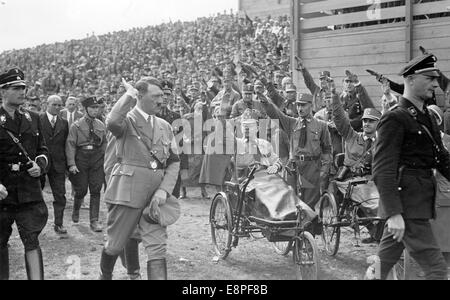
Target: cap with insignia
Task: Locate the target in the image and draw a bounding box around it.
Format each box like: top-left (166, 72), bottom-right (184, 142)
top-left (81, 96), bottom-right (99, 108)
top-left (319, 71), bottom-right (331, 80)
top-left (243, 84), bottom-right (254, 94)
top-left (0, 68), bottom-right (26, 89)
top-left (362, 108), bottom-right (382, 121)
top-left (295, 93), bottom-right (313, 104)
top-left (285, 84), bottom-right (297, 93)
top-left (161, 80), bottom-right (173, 92)
top-left (400, 54), bottom-right (440, 77)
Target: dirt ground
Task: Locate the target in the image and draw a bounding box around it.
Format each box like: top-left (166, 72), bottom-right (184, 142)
top-left (7, 183), bottom-right (385, 280)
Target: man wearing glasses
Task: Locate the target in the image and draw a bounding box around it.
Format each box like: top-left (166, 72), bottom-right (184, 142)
top-left (0, 68), bottom-right (49, 280)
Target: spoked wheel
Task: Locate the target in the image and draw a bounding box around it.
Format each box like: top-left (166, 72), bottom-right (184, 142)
top-left (319, 193), bottom-right (340, 256)
top-left (210, 194), bottom-right (233, 260)
top-left (272, 240), bottom-right (294, 256)
top-left (293, 232), bottom-right (319, 280)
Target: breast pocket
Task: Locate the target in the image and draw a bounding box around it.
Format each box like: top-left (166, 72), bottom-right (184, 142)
top-left (105, 164), bottom-right (135, 203)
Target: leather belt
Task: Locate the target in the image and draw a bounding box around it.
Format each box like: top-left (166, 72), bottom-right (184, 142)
top-left (296, 155), bottom-right (321, 162)
top-left (402, 168), bottom-right (433, 178)
top-left (121, 160), bottom-right (164, 170)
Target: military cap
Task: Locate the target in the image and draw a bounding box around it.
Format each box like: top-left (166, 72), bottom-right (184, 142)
top-left (161, 80), bottom-right (173, 92)
top-left (319, 71), bottom-right (331, 80)
top-left (0, 68), bottom-right (26, 88)
top-left (362, 108), bottom-right (382, 121)
top-left (243, 84), bottom-right (254, 94)
top-left (81, 96), bottom-right (99, 108)
top-left (96, 97), bottom-right (105, 105)
top-left (149, 195), bottom-right (181, 227)
top-left (295, 93), bottom-right (313, 104)
top-left (400, 54), bottom-right (440, 77)
top-left (254, 80), bottom-right (264, 88)
top-left (285, 84), bottom-right (297, 93)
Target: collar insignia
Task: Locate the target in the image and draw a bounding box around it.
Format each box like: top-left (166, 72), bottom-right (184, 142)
top-left (0, 115), bottom-right (6, 126)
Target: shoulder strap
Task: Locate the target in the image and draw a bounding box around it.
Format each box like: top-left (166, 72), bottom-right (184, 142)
top-left (2, 127), bottom-right (32, 162)
top-left (127, 117), bottom-right (162, 165)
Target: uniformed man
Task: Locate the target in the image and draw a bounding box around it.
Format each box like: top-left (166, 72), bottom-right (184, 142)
top-left (157, 80), bottom-right (182, 199)
top-left (0, 68), bottom-right (49, 280)
top-left (99, 77), bottom-right (180, 280)
top-left (373, 54), bottom-right (450, 280)
top-left (231, 83), bottom-right (266, 119)
top-left (331, 86), bottom-right (383, 244)
top-left (66, 96), bottom-right (107, 232)
top-left (260, 92), bottom-right (332, 210)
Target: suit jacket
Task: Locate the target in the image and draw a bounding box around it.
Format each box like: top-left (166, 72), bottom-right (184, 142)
top-left (60, 109), bottom-right (83, 127)
top-left (40, 113), bottom-right (69, 174)
top-left (104, 95), bottom-right (180, 209)
top-left (0, 107), bottom-right (49, 205)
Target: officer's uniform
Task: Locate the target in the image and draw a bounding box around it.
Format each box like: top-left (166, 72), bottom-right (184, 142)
top-left (373, 54), bottom-right (450, 280)
top-left (157, 81), bottom-right (182, 199)
top-left (301, 69), bottom-right (330, 113)
top-left (66, 97), bottom-right (106, 231)
top-left (0, 69), bottom-right (49, 280)
top-left (263, 93), bottom-right (332, 209)
top-left (231, 84), bottom-right (267, 119)
top-left (100, 86), bottom-right (180, 280)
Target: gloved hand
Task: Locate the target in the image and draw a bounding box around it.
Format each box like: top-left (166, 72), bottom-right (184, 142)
top-left (122, 78), bottom-right (139, 99)
top-left (295, 56), bottom-right (305, 71)
top-left (0, 184), bottom-right (8, 201)
top-left (366, 69), bottom-right (384, 82)
top-left (267, 164), bottom-right (280, 175)
top-left (27, 161), bottom-right (42, 178)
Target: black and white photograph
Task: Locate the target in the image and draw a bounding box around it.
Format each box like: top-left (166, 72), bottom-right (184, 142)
top-left (1, 0), bottom-right (450, 282)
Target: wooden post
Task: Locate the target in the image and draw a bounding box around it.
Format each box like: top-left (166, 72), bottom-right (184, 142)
top-left (405, 0), bottom-right (413, 61)
top-left (291, 0), bottom-right (301, 84)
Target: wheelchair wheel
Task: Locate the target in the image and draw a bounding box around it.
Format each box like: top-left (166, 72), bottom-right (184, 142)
top-left (293, 232), bottom-right (319, 280)
top-left (319, 193), bottom-right (340, 256)
top-left (272, 241), bottom-right (293, 256)
top-left (210, 194), bottom-right (233, 260)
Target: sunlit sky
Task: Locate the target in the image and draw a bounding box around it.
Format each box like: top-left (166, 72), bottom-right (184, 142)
top-left (0, 0), bottom-right (239, 52)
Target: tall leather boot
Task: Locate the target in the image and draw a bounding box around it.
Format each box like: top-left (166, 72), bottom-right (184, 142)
top-left (72, 198), bottom-right (83, 223)
top-left (147, 259), bottom-right (167, 280)
top-left (99, 249), bottom-right (118, 280)
top-left (0, 247), bottom-right (9, 280)
top-left (25, 247), bottom-right (44, 280)
top-left (124, 239), bottom-right (141, 280)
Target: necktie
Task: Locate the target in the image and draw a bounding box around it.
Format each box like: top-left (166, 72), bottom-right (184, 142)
top-left (69, 112), bottom-right (73, 126)
top-left (51, 116), bottom-right (57, 128)
top-left (299, 118), bottom-right (308, 148)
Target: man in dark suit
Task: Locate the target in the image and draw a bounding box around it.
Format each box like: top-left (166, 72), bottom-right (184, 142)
top-left (40, 95), bottom-right (69, 235)
top-left (373, 54), bottom-right (450, 280)
top-left (60, 97), bottom-right (83, 128)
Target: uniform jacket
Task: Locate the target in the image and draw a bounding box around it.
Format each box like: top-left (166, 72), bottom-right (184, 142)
top-left (340, 84), bottom-right (375, 132)
top-left (261, 77), bottom-right (298, 118)
top-left (0, 107), bottom-right (49, 205)
top-left (301, 68), bottom-right (328, 113)
top-left (210, 88), bottom-right (241, 118)
top-left (40, 113), bottom-right (69, 174)
top-left (104, 95), bottom-right (180, 209)
top-left (65, 116), bottom-right (107, 167)
top-left (373, 97), bottom-right (450, 220)
top-left (263, 101), bottom-right (332, 175)
top-left (332, 93), bottom-right (374, 170)
top-left (230, 99), bottom-right (267, 119)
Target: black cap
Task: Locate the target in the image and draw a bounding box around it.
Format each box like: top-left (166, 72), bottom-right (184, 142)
top-left (400, 54), bottom-right (440, 77)
top-left (0, 68), bottom-right (26, 88)
top-left (161, 80), bottom-right (173, 92)
top-left (81, 96), bottom-right (99, 108)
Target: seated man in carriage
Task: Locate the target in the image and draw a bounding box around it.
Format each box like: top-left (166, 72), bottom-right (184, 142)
top-left (330, 81), bottom-right (384, 244)
top-left (233, 109), bottom-right (318, 226)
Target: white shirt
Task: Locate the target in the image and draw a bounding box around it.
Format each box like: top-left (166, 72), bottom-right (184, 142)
top-left (46, 112), bottom-right (57, 125)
